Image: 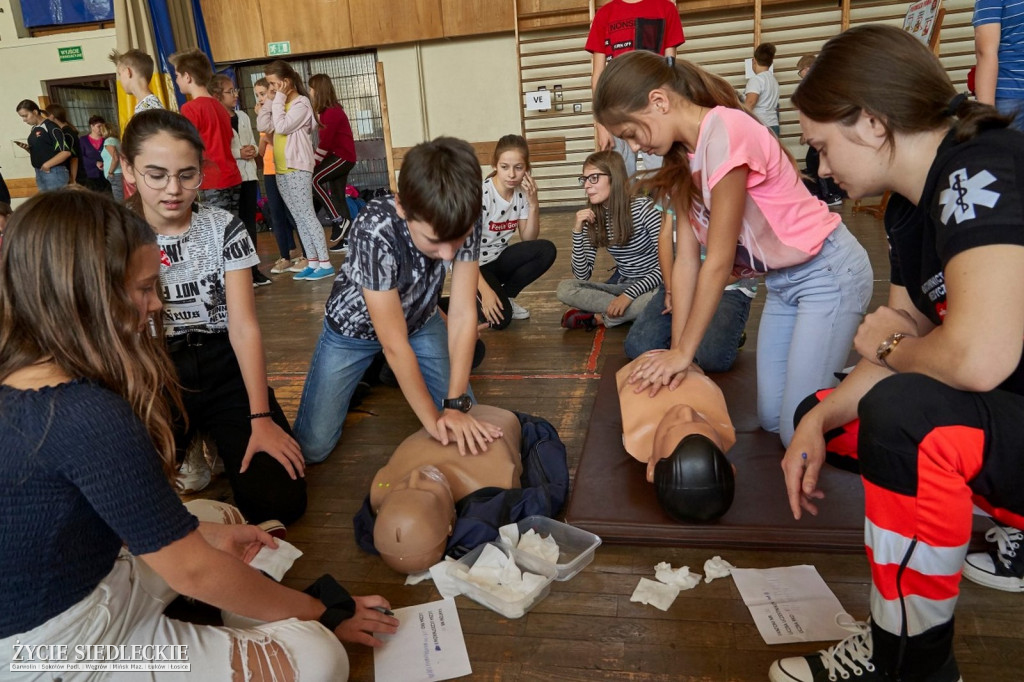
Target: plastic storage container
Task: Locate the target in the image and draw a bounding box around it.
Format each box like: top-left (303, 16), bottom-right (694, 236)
top-left (511, 516), bottom-right (602, 581)
top-left (448, 542), bottom-right (556, 619)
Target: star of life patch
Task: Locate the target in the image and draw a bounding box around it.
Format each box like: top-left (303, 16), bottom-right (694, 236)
top-left (939, 168), bottom-right (1000, 224)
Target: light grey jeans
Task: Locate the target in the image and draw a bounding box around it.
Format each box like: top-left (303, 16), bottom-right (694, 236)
top-left (276, 170), bottom-right (330, 264)
top-left (556, 279), bottom-right (658, 327)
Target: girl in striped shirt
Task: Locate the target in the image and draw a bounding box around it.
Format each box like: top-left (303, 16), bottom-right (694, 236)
top-left (557, 150), bottom-right (661, 330)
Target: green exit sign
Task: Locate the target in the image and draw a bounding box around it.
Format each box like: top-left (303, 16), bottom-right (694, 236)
top-left (58, 46), bottom-right (83, 62)
top-left (267, 41), bottom-right (291, 57)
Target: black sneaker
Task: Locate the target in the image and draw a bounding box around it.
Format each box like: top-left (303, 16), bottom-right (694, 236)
top-left (329, 217), bottom-right (351, 245)
top-left (963, 523), bottom-right (1024, 592)
top-left (769, 623), bottom-right (962, 682)
top-left (252, 270), bottom-right (273, 288)
top-left (328, 238), bottom-right (348, 254)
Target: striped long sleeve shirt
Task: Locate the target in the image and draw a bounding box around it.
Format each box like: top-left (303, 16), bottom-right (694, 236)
top-left (571, 195), bottom-right (663, 300)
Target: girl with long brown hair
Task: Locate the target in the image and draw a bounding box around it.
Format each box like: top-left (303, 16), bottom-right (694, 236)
top-left (772, 24), bottom-right (1024, 682)
top-left (556, 149), bottom-right (662, 330)
top-left (0, 190), bottom-right (397, 680)
top-left (308, 73), bottom-right (357, 249)
top-left (595, 49), bottom-right (872, 447)
top-left (258, 60), bottom-right (334, 280)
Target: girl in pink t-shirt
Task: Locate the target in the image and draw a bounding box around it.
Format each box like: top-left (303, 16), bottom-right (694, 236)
top-left (594, 50), bottom-right (873, 446)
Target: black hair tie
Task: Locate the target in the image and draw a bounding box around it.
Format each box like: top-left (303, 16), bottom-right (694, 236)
top-left (665, 55), bottom-right (675, 68)
top-left (943, 92), bottom-right (968, 117)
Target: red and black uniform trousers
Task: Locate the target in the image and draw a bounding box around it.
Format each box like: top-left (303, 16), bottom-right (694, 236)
top-left (796, 373), bottom-right (1024, 680)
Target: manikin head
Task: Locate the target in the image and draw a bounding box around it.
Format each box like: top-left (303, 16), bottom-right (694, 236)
top-left (373, 465), bottom-right (456, 573)
top-left (653, 433), bottom-right (735, 523)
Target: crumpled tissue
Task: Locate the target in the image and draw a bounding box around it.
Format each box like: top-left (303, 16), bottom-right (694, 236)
top-left (453, 544), bottom-right (547, 603)
top-left (703, 555), bottom-right (735, 583)
top-left (654, 562), bottom-right (702, 590)
top-left (630, 577), bottom-right (680, 611)
top-left (499, 523), bottom-right (561, 564)
top-left (249, 539), bottom-right (303, 582)
top-left (401, 558), bottom-right (463, 599)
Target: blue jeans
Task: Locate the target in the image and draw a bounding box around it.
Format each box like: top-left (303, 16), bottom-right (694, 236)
top-left (294, 313), bottom-right (474, 463)
top-left (624, 286), bottom-right (752, 373)
top-left (35, 166), bottom-right (69, 192)
top-left (996, 98), bottom-right (1024, 132)
top-left (757, 223), bottom-right (872, 446)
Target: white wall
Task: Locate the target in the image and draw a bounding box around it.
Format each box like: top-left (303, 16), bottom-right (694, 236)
top-left (0, 0), bottom-right (117, 189)
top-left (378, 34), bottom-right (521, 149)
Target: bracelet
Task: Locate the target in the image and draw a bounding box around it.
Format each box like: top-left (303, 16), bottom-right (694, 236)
top-left (248, 411), bottom-right (273, 420)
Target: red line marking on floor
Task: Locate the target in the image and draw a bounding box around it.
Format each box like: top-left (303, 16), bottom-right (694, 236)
top-left (586, 326), bottom-right (606, 373)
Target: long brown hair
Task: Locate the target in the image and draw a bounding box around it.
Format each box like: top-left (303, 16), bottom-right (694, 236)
top-left (0, 190), bottom-right (181, 479)
top-left (308, 73), bottom-right (340, 116)
top-left (583, 150), bottom-right (633, 248)
top-left (265, 60), bottom-right (310, 99)
top-left (793, 24), bottom-right (1010, 147)
top-left (486, 134), bottom-right (531, 180)
top-left (594, 50), bottom-right (795, 209)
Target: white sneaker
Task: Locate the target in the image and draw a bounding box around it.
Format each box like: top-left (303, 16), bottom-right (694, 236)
top-left (509, 298), bottom-right (530, 320)
top-left (963, 524), bottom-right (1024, 592)
top-left (176, 443), bottom-right (211, 494)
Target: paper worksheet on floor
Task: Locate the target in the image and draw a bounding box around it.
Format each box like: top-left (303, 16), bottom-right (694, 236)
top-left (373, 598), bottom-right (472, 682)
top-left (731, 565), bottom-right (856, 645)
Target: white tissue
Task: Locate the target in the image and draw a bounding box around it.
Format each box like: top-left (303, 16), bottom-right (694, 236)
top-left (703, 556), bottom-right (735, 583)
top-left (516, 529), bottom-right (560, 564)
top-left (404, 569), bottom-right (431, 586)
top-left (654, 562), bottom-right (702, 590)
top-left (428, 557), bottom-right (464, 597)
top-left (630, 577), bottom-right (680, 611)
top-left (498, 523), bottom-right (520, 548)
top-left (454, 544), bottom-right (546, 603)
top-left (249, 539), bottom-right (302, 582)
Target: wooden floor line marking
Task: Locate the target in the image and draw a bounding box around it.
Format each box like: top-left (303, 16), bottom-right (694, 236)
top-left (586, 326), bottom-right (606, 373)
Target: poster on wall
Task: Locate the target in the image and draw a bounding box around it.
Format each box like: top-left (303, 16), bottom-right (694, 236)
top-left (903, 0), bottom-right (942, 45)
top-left (19, 0), bottom-right (114, 28)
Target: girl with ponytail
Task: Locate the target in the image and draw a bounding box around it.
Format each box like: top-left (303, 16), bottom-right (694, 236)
top-left (595, 49), bottom-right (872, 448)
top-left (770, 24), bottom-right (1024, 682)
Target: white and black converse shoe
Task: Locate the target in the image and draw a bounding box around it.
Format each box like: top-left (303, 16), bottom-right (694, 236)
top-left (963, 523), bottom-right (1024, 592)
top-left (769, 621), bottom-right (962, 682)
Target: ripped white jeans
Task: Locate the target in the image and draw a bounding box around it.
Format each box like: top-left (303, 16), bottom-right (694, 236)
top-left (1, 504), bottom-right (348, 681)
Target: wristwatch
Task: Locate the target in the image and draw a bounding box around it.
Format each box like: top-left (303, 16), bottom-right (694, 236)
top-left (876, 332), bottom-right (907, 370)
top-left (442, 394), bottom-right (473, 413)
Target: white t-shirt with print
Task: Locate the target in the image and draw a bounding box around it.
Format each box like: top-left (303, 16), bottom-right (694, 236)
top-left (744, 70), bottom-right (779, 128)
top-left (479, 177), bottom-right (530, 266)
top-left (157, 205), bottom-right (260, 336)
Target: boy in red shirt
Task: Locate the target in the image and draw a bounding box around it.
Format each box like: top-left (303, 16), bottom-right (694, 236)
top-left (586, 0), bottom-right (685, 153)
top-left (168, 49), bottom-right (242, 213)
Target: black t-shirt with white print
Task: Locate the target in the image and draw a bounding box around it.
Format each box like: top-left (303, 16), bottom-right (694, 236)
top-left (885, 127), bottom-right (1024, 394)
top-left (324, 197), bottom-right (481, 340)
top-left (157, 205), bottom-right (260, 336)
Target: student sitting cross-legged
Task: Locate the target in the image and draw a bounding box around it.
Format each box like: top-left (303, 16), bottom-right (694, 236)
top-left (294, 137), bottom-right (503, 463)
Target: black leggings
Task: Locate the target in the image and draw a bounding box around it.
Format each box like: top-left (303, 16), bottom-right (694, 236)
top-left (312, 154), bottom-right (355, 221)
top-left (170, 333), bottom-right (307, 525)
top-left (442, 239), bottom-right (557, 330)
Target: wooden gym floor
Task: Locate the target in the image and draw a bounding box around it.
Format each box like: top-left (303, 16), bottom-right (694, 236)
top-left (191, 202), bottom-right (1023, 681)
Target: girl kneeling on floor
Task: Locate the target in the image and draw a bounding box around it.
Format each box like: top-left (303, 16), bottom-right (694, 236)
top-left (124, 109), bottom-right (306, 526)
top-left (557, 149), bottom-right (662, 330)
top-left (595, 50), bottom-right (872, 447)
top-left (0, 189), bottom-right (397, 682)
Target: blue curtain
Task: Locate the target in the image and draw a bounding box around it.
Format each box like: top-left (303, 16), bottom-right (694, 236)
top-left (20, 0), bottom-right (114, 27)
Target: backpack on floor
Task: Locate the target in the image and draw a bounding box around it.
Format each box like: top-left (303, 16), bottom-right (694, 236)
top-left (353, 411), bottom-right (570, 560)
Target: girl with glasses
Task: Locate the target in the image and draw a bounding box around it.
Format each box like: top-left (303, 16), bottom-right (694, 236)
top-left (595, 50), bottom-right (872, 447)
top-left (556, 150), bottom-right (662, 330)
top-left (123, 109), bottom-right (307, 527)
top-left (0, 190), bottom-right (396, 681)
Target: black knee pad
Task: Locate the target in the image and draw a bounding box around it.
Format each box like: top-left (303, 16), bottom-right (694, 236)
top-left (653, 434), bottom-right (734, 522)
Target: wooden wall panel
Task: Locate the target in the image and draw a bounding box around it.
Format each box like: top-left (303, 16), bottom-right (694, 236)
top-left (259, 0), bottom-right (353, 57)
top-left (441, 0), bottom-right (513, 37)
top-left (348, 0), bottom-right (444, 47)
top-left (199, 0), bottom-right (266, 62)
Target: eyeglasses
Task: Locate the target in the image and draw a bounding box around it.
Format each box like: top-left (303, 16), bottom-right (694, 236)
top-left (577, 173), bottom-right (609, 186)
top-left (136, 169), bottom-right (204, 191)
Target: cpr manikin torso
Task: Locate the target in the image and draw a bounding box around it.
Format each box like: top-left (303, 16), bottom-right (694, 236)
top-left (617, 356), bottom-right (735, 480)
top-left (371, 405), bottom-right (523, 573)
top-left (617, 354), bottom-right (737, 522)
